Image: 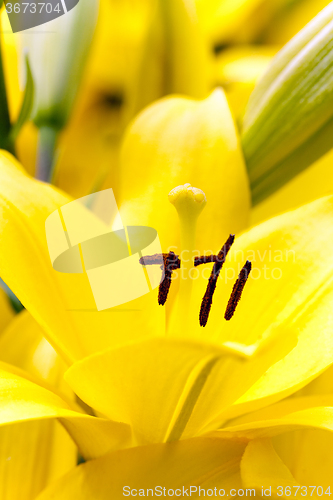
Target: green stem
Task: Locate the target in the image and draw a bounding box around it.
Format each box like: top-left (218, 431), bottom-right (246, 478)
top-left (36, 125), bottom-right (58, 182)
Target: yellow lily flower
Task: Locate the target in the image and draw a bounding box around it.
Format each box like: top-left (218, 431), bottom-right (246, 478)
top-left (0, 186), bottom-right (333, 495)
top-left (2, 54), bottom-right (333, 494)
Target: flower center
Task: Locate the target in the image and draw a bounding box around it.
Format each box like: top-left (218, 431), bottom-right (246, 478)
top-left (140, 183), bottom-right (252, 327)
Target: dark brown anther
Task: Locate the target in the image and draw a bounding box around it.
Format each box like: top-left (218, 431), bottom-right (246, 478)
top-left (139, 253), bottom-right (181, 270)
top-left (194, 255), bottom-right (219, 266)
top-left (199, 234), bottom-right (235, 327)
top-left (224, 261), bottom-right (252, 321)
top-left (139, 254), bottom-right (164, 266)
top-left (139, 252), bottom-right (180, 306)
top-left (158, 267), bottom-right (173, 305)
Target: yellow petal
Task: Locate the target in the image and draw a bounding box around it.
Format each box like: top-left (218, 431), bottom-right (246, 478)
top-left (273, 429), bottom-right (333, 488)
top-left (0, 311), bottom-right (76, 500)
top-left (0, 360), bottom-right (132, 459)
top-left (65, 338), bottom-right (223, 445)
top-left (212, 406), bottom-right (333, 440)
top-left (251, 147), bottom-right (333, 226)
top-left (119, 88), bottom-right (250, 253)
top-left (241, 439), bottom-right (299, 497)
top-left (0, 421), bottom-right (75, 500)
top-left (37, 436), bottom-right (246, 500)
top-left (0, 152), bottom-right (164, 364)
top-left (64, 336), bottom-right (296, 445)
top-left (226, 394), bottom-right (333, 428)
top-left (0, 310), bottom-right (67, 384)
top-left (247, 371), bottom-right (333, 488)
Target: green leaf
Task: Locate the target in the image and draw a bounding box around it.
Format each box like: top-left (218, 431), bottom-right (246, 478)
top-left (241, 2), bottom-right (333, 205)
top-left (9, 54), bottom-right (34, 141)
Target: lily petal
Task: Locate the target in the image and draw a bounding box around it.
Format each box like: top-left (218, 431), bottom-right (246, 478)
top-left (0, 360), bottom-right (132, 459)
top-left (211, 406), bottom-right (333, 440)
top-left (65, 338), bottom-right (224, 445)
top-left (36, 436), bottom-right (246, 500)
top-left (64, 336), bottom-right (297, 445)
top-left (272, 428), bottom-right (333, 487)
top-left (241, 439), bottom-right (300, 496)
top-left (0, 311), bottom-right (76, 500)
top-left (251, 147), bottom-right (333, 226)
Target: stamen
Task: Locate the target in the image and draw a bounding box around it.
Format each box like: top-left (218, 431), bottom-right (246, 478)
top-left (199, 234), bottom-right (235, 327)
top-left (139, 252), bottom-right (180, 305)
top-left (194, 255), bottom-right (218, 266)
top-left (224, 261), bottom-right (252, 321)
top-left (139, 253), bottom-right (181, 269)
top-left (139, 254), bottom-right (164, 266)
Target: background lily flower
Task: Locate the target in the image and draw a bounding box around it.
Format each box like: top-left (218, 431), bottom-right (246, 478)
top-left (214, 45), bottom-right (278, 120)
top-left (197, 0), bottom-right (332, 48)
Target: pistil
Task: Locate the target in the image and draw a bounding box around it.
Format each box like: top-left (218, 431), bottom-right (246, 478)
top-left (168, 183), bottom-right (207, 330)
